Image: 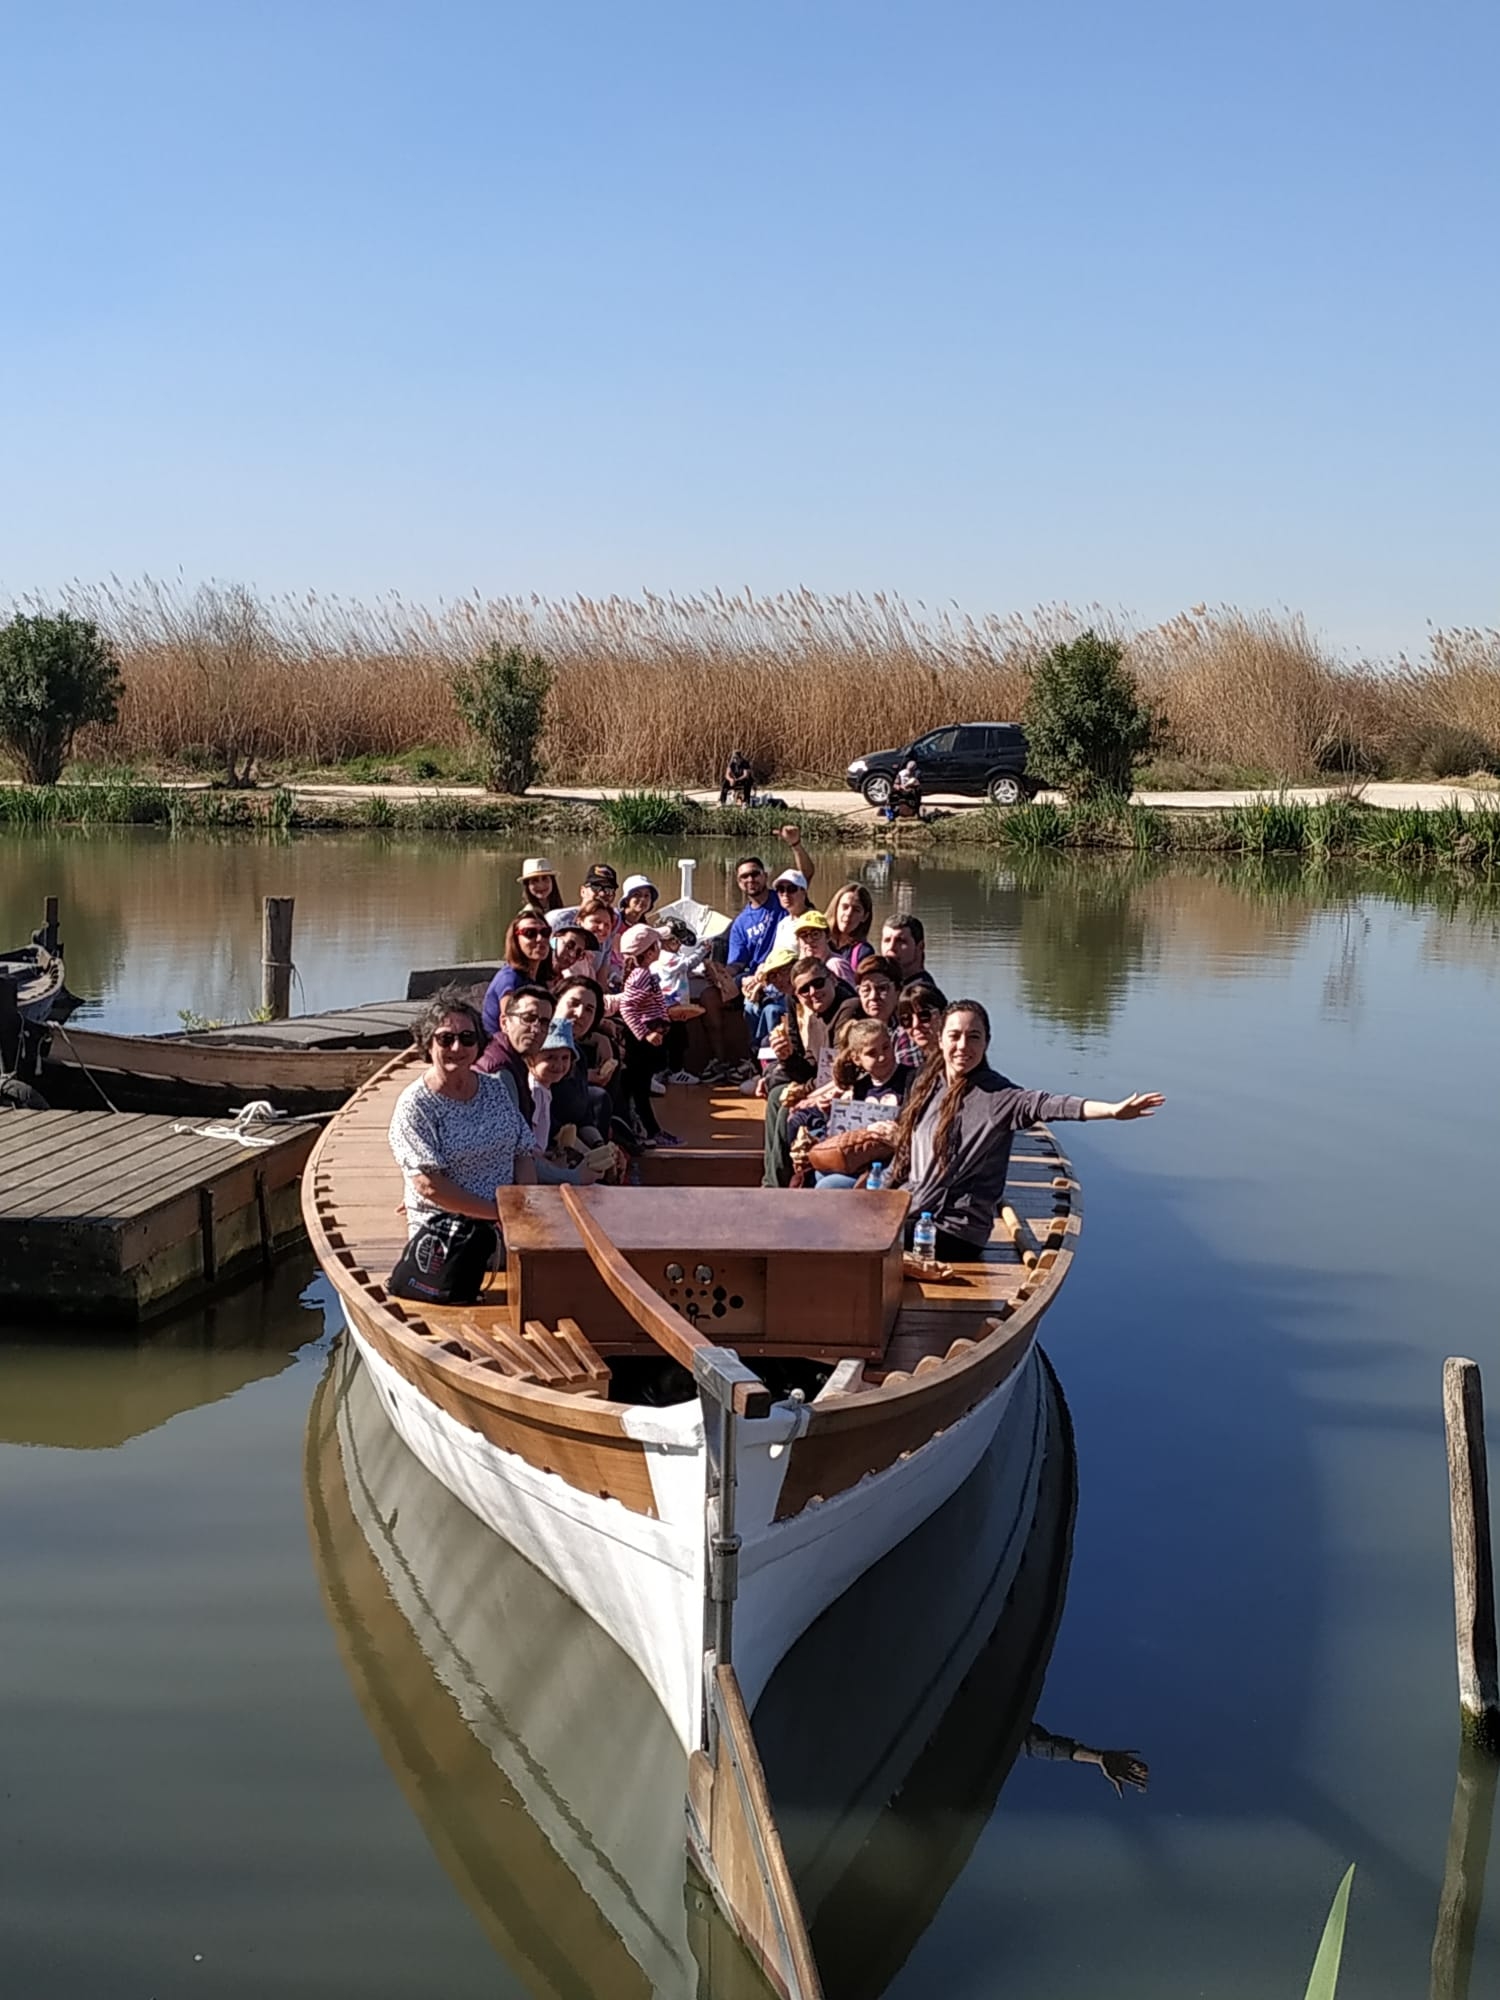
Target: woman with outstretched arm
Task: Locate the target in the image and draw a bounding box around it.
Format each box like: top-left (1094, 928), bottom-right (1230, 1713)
top-left (882, 999), bottom-right (1163, 1261)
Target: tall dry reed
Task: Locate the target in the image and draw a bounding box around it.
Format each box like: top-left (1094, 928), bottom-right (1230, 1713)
top-left (4, 578), bottom-right (1496, 784)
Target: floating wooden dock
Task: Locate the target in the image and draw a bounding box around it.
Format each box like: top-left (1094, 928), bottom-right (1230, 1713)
top-left (0, 1110), bottom-right (318, 1323)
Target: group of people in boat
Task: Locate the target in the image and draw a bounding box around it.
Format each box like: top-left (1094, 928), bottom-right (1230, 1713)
top-left (388, 831), bottom-right (1163, 1269)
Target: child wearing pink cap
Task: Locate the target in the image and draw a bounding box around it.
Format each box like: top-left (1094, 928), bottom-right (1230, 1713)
top-left (617, 924), bottom-right (680, 1148)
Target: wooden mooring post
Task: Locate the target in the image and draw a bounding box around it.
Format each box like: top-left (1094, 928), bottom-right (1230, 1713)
top-left (42, 895), bottom-right (60, 953)
top-left (261, 897), bottom-right (294, 1020)
top-left (1443, 1357), bottom-right (1500, 1751)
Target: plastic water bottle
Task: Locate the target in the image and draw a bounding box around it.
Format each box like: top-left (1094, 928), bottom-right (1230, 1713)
top-left (913, 1211), bottom-right (937, 1267)
top-left (866, 1160), bottom-right (885, 1191)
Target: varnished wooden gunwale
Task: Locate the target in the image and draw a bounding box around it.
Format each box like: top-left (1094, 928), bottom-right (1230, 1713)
top-left (303, 1050), bottom-right (1081, 1521)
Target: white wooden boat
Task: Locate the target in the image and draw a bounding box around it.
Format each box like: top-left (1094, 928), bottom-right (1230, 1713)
top-left (306, 1333), bottom-right (1076, 1998)
top-left (303, 1053), bottom-right (1082, 1994)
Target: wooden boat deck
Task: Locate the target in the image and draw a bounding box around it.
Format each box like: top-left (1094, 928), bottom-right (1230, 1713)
top-left (0, 1109), bottom-right (317, 1322)
top-left (318, 1057), bottom-right (1075, 1389)
top-left (180, 999), bottom-right (423, 1052)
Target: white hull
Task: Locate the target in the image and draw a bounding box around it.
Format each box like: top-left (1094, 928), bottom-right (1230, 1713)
top-left (350, 1325), bottom-right (1035, 1750)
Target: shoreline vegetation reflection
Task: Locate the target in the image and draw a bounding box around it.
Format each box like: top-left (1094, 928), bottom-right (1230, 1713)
top-left (1, 780), bottom-right (1499, 874)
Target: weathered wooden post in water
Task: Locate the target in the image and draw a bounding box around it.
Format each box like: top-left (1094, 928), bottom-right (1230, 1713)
top-left (1443, 1357), bottom-right (1500, 1750)
top-left (261, 896), bottom-right (294, 1020)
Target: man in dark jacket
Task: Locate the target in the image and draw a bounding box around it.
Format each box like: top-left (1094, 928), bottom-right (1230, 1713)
top-left (762, 958), bottom-right (859, 1186)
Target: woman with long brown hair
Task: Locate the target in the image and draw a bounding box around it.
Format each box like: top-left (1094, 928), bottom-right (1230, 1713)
top-left (884, 999), bottom-right (1163, 1261)
top-left (516, 857), bottom-right (564, 916)
top-left (824, 881), bottom-right (874, 985)
top-left (480, 912), bottom-right (558, 1037)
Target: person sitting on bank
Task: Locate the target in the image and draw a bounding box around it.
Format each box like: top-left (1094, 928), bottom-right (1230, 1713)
top-left (882, 999), bottom-right (1163, 1261)
top-left (719, 748), bottom-right (753, 807)
top-left (884, 758), bottom-right (923, 822)
top-left (517, 857), bottom-right (563, 917)
top-left (480, 913), bottom-right (558, 1035)
top-left (388, 989), bottom-right (537, 1238)
top-left (762, 955), bottom-right (861, 1187)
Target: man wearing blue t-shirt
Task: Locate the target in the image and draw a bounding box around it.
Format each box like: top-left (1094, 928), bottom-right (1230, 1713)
top-left (726, 856), bottom-right (778, 975)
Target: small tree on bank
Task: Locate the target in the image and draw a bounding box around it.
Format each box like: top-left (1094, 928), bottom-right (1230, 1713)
top-left (1024, 629), bottom-right (1156, 800)
top-left (0, 612), bottom-right (124, 784)
top-left (451, 643), bottom-right (552, 794)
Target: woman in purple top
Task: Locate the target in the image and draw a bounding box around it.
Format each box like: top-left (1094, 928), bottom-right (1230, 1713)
top-left (884, 999), bottom-right (1164, 1260)
top-left (481, 913), bottom-right (557, 1036)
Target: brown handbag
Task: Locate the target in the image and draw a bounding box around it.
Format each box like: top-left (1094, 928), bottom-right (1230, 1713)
top-left (804, 1127), bottom-right (896, 1176)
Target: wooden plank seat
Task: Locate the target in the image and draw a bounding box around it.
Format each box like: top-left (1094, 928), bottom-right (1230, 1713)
top-left (417, 1302), bottom-right (612, 1395)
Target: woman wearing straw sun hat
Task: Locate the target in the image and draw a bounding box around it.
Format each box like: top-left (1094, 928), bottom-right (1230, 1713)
top-left (517, 858), bottom-right (563, 916)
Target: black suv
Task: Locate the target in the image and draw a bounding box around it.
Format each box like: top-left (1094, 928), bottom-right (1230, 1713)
top-left (845, 722), bottom-right (1036, 807)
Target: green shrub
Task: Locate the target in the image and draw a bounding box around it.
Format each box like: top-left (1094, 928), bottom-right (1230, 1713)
top-left (1024, 630), bottom-right (1156, 800)
top-left (451, 644), bottom-right (552, 794)
top-left (0, 612), bottom-right (124, 784)
top-left (597, 789), bottom-right (692, 837)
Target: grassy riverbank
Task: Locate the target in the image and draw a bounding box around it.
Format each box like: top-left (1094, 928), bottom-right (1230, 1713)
top-left (10, 579), bottom-right (1500, 787)
top-left (0, 780), bottom-right (850, 845)
top-left (4, 779), bottom-right (1498, 873)
top-left (929, 795), bottom-right (1500, 868)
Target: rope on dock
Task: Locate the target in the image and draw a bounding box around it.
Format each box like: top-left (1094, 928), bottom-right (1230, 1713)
top-left (171, 1100), bottom-right (301, 1149)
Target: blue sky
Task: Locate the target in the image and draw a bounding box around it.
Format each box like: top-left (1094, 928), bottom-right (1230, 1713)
top-left (1, 0), bottom-right (1494, 657)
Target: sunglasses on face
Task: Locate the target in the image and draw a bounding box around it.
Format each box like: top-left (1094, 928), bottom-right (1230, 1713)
top-left (509, 1009), bottom-right (549, 1027)
top-left (775, 884), bottom-right (800, 895)
top-left (432, 1030), bottom-right (479, 1049)
top-left (896, 1006), bottom-right (937, 1024)
top-left (518, 927), bottom-right (548, 940)
top-left (795, 977), bottom-right (830, 997)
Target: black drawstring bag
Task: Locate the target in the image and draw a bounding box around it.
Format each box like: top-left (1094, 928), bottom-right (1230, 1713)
top-left (389, 1214), bottom-right (499, 1306)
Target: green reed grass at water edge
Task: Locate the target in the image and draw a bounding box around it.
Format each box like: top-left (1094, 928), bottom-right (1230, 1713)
top-left (947, 798), bottom-right (1500, 871)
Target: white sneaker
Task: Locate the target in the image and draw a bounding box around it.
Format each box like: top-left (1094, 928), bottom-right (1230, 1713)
top-left (650, 1074), bottom-right (667, 1095)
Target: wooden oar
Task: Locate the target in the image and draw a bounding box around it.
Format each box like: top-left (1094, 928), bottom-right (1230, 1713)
top-left (559, 1187), bottom-right (817, 1995)
top-left (558, 1186), bottom-right (770, 1417)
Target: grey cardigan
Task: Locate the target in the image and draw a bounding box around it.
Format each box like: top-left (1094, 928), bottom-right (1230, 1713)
top-left (903, 1067), bottom-right (1086, 1247)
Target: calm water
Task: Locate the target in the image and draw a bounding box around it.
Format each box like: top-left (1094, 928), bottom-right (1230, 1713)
top-left (2, 829), bottom-right (1499, 1997)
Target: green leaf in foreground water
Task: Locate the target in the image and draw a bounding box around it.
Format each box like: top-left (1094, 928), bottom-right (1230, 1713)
top-left (1303, 1865), bottom-right (1354, 2000)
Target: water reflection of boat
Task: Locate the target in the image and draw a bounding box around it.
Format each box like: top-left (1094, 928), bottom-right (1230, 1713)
top-left (0, 1256), bottom-right (316, 1448)
top-left (305, 1338), bottom-right (1075, 2000)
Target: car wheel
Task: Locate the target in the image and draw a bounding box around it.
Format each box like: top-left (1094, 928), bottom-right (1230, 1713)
top-left (861, 772), bottom-right (894, 806)
top-left (987, 773), bottom-right (1023, 806)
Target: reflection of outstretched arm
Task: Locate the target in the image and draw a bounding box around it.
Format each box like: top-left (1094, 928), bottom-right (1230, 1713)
top-left (1024, 1727), bottom-right (1149, 1797)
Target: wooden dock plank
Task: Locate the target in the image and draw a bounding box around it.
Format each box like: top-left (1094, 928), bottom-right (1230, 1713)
top-left (1, 1115), bottom-right (225, 1214)
top-left (0, 1109), bottom-right (318, 1321)
top-left (0, 1114), bottom-right (182, 1211)
top-left (22, 1131), bottom-right (251, 1222)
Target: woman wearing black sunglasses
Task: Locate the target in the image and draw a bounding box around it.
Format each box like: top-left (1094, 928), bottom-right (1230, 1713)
top-left (389, 988), bottom-right (538, 1237)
